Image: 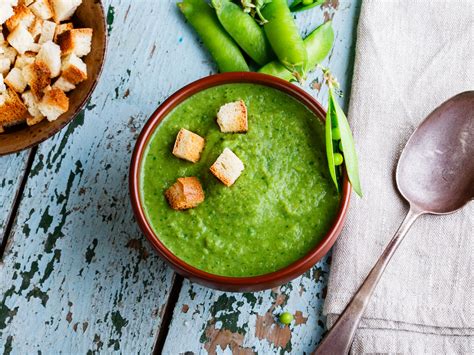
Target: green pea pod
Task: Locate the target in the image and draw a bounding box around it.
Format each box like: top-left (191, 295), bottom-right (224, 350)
top-left (325, 95), bottom-right (338, 191)
top-left (259, 21), bottom-right (334, 81)
top-left (178, 0), bottom-right (249, 72)
top-left (290, 0), bottom-right (325, 12)
top-left (212, 0), bottom-right (274, 65)
top-left (261, 0), bottom-right (307, 80)
top-left (328, 88), bottom-right (363, 197)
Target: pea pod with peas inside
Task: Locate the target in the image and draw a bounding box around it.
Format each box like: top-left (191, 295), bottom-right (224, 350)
top-left (326, 87), bottom-right (362, 197)
top-left (178, 0), bottom-right (249, 73)
top-left (259, 21), bottom-right (334, 81)
top-left (261, 0), bottom-right (307, 80)
top-left (211, 0), bottom-right (274, 65)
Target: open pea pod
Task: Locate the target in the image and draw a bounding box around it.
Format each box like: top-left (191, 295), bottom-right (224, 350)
top-left (327, 88), bottom-right (363, 197)
top-left (325, 94), bottom-right (338, 191)
top-left (290, 0), bottom-right (325, 12)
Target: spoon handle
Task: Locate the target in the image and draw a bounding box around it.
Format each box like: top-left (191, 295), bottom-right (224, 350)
top-left (314, 206), bottom-right (423, 355)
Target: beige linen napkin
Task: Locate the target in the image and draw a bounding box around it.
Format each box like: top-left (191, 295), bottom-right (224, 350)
top-left (323, 0), bottom-right (474, 353)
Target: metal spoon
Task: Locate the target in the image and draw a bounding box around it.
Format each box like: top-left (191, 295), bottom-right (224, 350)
top-left (315, 91), bottom-right (474, 354)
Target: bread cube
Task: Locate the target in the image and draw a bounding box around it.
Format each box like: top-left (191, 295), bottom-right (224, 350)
top-left (52, 75), bottom-right (75, 92)
top-left (2, 46), bottom-right (18, 64)
top-left (29, 17), bottom-right (43, 40)
top-left (58, 28), bottom-right (92, 57)
top-left (21, 89), bottom-right (43, 119)
top-left (0, 58), bottom-right (10, 75)
top-left (172, 128), bottom-right (205, 163)
top-left (37, 86), bottom-right (68, 121)
top-left (28, 0), bottom-right (53, 19)
top-left (210, 148), bottom-right (244, 187)
top-left (0, 4), bottom-right (15, 26)
top-left (0, 74), bottom-right (6, 92)
top-left (22, 61), bottom-right (51, 99)
top-left (14, 52), bottom-right (35, 69)
top-left (54, 22), bottom-right (73, 41)
top-left (165, 177), bottom-right (205, 210)
top-left (0, 87), bottom-right (28, 127)
top-left (61, 53), bottom-right (86, 84)
top-left (4, 67), bottom-right (27, 92)
top-left (7, 24), bottom-right (35, 54)
top-left (5, 5), bottom-right (35, 32)
top-left (216, 100), bottom-right (248, 133)
top-left (51, 0), bottom-right (82, 22)
top-left (38, 20), bottom-right (55, 44)
top-left (36, 41), bottom-right (61, 77)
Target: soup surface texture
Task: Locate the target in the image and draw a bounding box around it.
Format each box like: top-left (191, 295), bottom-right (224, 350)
top-left (141, 83), bottom-right (340, 277)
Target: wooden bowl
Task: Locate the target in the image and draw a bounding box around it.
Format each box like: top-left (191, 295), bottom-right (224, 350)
top-left (130, 72), bottom-right (351, 292)
top-left (0, 0), bottom-right (107, 156)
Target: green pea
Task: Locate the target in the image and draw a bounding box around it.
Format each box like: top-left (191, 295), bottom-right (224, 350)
top-left (261, 0), bottom-right (307, 80)
top-left (332, 127), bottom-right (341, 140)
top-left (290, 0), bottom-right (325, 12)
top-left (212, 0), bottom-right (274, 66)
top-left (178, 0), bottom-right (249, 73)
top-left (259, 21), bottom-right (334, 81)
top-left (339, 140), bottom-right (343, 152)
top-left (302, 0), bottom-right (314, 5)
top-left (279, 312), bottom-right (294, 325)
top-left (334, 152), bottom-right (344, 166)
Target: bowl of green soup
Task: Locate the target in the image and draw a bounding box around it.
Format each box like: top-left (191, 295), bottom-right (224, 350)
top-left (130, 72), bottom-right (351, 292)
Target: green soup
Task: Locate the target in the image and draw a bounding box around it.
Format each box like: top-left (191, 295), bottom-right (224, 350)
top-left (140, 83), bottom-right (340, 277)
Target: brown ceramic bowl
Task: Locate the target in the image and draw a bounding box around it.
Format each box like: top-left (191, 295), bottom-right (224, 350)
top-left (130, 72), bottom-right (351, 292)
top-left (0, 0), bottom-right (107, 156)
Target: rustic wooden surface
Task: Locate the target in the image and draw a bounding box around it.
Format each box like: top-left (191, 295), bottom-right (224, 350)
top-left (0, 0), bottom-right (360, 353)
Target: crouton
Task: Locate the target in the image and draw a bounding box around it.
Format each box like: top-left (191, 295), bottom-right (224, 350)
top-left (7, 24), bottom-right (35, 54)
top-left (52, 75), bottom-right (75, 92)
top-left (165, 177), bottom-right (205, 210)
top-left (0, 74), bottom-right (6, 92)
top-left (36, 41), bottom-right (61, 77)
top-left (60, 53), bottom-right (86, 84)
top-left (54, 22), bottom-right (73, 41)
top-left (216, 100), bottom-right (248, 133)
top-left (2, 46), bottom-right (18, 64)
top-left (38, 20), bottom-right (56, 44)
top-left (14, 52), bottom-right (35, 69)
top-left (37, 86), bottom-right (68, 121)
top-left (29, 17), bottom-right (43, 40)
top-left (51, 0), bottom-right (82, 22)
top-left (58, 28), bottom-right (92, 57)
top-left (21, 89), bottom-right (43, 119)
top-left (210, 148), bottom-right (244, 187)
top-left (4, 67), bottom-right (27, 92)
top-left (22, 61), bottom-right (51, 99)
top-left (0, 4), bottom-right (14, 26)
top-left (0, 58), bottom-right (10, 75)
top-left (0, 87), bottom-right (28, 127)
top-left (5, 5), bottom-right (35, 32)
top-left (172, 128), bottom-right (205, 163)
top-left (28, 0), bottom-right (53, 19)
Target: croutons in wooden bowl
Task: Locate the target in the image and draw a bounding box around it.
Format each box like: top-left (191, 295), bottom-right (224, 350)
top-left (0, 0), bottom-right (107, 156)
top-left (129, 72), bottom-right (352, 292)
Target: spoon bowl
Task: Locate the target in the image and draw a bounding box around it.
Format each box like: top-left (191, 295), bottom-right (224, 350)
top-left (397, 91), bottom-right (474, 214)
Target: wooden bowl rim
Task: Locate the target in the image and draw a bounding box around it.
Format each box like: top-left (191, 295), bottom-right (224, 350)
top-left (129, 72), bottom-right (351, 292)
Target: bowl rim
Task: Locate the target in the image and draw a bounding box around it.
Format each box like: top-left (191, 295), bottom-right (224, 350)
top-left (129, 72), bottom-right (351, 292)
top-left (0, 0), bottom-right (108, 156)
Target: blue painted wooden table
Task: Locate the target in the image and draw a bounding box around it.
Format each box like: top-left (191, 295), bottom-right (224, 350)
top-left (0, 1), bottom-right (360, 353)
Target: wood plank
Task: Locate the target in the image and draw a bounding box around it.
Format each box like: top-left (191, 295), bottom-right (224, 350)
top-left (163, 1), bottom-right (361, 353)
top-left (0, 151), bottom-right (30, 251)
top-left (0, 1), bottom-right (217, 352)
